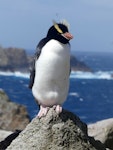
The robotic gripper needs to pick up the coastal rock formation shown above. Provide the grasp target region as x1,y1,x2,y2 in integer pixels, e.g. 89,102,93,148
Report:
70,55,92,72
0,46,91,72
88,118,113,150
29,54,92,72
7,108,105,150
0,47,29,72
0,89,30,131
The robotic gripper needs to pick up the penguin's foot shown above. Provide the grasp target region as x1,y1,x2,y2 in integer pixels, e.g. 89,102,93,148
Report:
53,105,62,114
37,105,49,118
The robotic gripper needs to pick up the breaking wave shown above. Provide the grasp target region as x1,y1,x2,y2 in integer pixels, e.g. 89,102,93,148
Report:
0,71,30,79
0,71,113,80
70,71,113,80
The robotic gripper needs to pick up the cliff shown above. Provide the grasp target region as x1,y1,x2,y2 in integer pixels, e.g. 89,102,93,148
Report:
6,108,105,150
0,46,91,72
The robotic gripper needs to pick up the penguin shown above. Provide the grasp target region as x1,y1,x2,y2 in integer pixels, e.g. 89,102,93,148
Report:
29,20,73,118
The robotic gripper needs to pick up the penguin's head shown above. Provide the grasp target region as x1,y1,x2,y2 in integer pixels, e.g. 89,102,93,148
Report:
47,21,73,44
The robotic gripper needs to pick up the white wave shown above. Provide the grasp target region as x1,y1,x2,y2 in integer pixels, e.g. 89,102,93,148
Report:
0,70,113,80
14,72,30,78
0,71,30,78
70,71,113,80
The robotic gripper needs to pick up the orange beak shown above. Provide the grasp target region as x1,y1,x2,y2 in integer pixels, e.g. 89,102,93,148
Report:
62,32,73,40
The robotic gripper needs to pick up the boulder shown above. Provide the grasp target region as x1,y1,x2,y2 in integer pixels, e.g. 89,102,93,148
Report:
0,89,30,131
7,108,105,150
88,118,113,150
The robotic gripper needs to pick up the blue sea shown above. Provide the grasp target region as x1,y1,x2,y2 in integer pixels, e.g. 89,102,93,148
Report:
0,51,113,124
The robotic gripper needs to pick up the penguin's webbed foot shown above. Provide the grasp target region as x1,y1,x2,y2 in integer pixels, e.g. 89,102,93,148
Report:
37,104,62,118
53,105,62,114
37,105,49,118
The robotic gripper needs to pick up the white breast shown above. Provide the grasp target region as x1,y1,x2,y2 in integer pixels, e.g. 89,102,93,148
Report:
32,39,70,106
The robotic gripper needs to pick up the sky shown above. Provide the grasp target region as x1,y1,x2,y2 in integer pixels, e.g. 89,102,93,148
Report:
0,0,113,52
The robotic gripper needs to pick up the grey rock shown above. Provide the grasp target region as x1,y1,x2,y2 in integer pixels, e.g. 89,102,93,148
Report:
88,118,113,150
0,89,30,131
0,47,29,72
0,46,91,72
7,108,105,150
70,55,92,72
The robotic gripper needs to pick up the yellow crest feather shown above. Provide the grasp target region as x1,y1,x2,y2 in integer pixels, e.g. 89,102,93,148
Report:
53,20,63,34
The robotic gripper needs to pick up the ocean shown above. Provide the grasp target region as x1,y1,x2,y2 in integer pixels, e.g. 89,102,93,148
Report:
0,51,113,124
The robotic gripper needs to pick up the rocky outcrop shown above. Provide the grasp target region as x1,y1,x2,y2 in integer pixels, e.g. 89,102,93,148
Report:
7,108,105,150
70,55,92,72
88,118,113,150
0,46,91,72
0,47,29,72
0,89,30,131
29,54,92,72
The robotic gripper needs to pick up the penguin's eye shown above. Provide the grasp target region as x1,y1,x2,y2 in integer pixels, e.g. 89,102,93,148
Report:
54,24,63,34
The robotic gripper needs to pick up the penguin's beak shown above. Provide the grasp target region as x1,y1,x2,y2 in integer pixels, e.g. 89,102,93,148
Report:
62,32,73,40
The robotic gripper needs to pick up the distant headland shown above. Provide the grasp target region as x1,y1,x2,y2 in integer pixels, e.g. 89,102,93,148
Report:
0,46,91,73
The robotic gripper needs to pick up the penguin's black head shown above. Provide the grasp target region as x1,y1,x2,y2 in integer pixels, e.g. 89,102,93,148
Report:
47,22,73,44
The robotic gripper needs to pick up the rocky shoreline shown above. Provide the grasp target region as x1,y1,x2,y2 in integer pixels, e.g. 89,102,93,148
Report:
3,108,106,150
0,90,113,150
1,47,112,149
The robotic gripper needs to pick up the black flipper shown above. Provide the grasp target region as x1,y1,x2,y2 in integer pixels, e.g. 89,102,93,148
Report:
29,37,50,89
29,64,35,89
28,48,41,89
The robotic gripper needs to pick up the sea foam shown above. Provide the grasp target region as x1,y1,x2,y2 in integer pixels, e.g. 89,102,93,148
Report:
0,71,113,80
0,71,30,79
70,71,113,80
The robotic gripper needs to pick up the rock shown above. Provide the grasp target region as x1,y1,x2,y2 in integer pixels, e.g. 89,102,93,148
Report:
70,55,92,72
88,118,113,150
0,47,29,72
0,46,91,72
7,108,105,150
0,89,30,131
0,130,12,142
